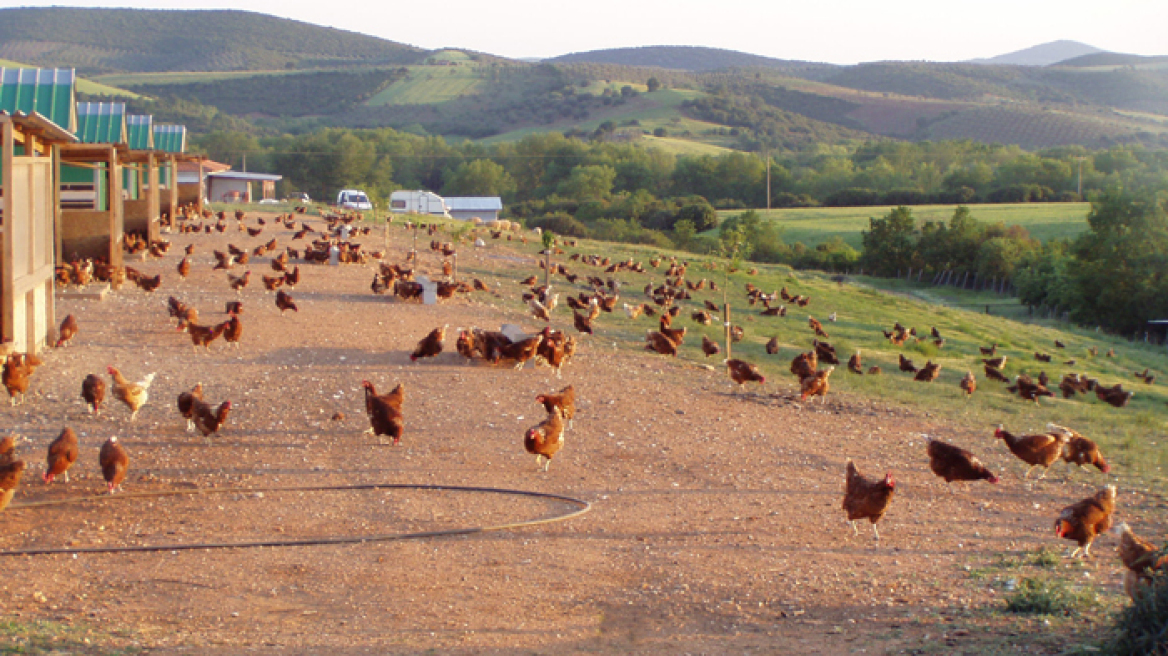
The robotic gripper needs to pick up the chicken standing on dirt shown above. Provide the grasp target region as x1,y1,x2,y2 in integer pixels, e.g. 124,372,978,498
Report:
1115,522,1167,600
0,459,25,513
221,315,243,348
1054,485,1116,558
524,406,565,471
177,383,204,432
56,314,79,347
645,331,677,356
275,290,298,314
99,437,129,494
363,381,405,446
536,385,575,430
727,359,765,392
497,333,544,369
801,366,834,402
107,366,156,421
43,427,79,484
993,425,1069,479
192,400,232,441
411,326,446,362
927,438,1000,486
842,460,896,540
82,374,106,415
2,354,33,405
1047,423,1110,473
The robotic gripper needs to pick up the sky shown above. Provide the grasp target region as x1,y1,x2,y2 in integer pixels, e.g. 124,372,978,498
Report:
11,0,1168,64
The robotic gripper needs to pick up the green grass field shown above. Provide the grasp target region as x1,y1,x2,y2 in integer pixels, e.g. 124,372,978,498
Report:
92,69,304,86
424,220,1167,491
365,65,483,106
714,203,1092,248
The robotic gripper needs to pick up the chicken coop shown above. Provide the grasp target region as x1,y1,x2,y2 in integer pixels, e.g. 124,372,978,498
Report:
444,196,503,222
153,124,187,225
0,67,78,355
58,101,126,266
206,171,282,203
122,114,161,242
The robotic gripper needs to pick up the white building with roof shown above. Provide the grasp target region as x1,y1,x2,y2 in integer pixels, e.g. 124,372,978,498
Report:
443,196,504,222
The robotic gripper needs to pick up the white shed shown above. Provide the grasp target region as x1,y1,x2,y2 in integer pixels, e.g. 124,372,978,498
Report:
444,196,503,222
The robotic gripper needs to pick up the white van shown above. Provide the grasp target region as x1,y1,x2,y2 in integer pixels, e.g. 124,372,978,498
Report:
336,189,373,211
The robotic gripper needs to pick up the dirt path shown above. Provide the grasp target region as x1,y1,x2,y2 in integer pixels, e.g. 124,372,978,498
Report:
0,213,1151,653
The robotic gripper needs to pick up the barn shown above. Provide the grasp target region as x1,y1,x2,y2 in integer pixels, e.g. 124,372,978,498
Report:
154,124,188,223
122,113,163,241
206,171,283,203
444,196,503,222
0,67,78,355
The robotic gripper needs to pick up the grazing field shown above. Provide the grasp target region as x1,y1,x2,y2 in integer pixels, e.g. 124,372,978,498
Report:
365,65,484,106
0,209,1161,653
715,202,1092,249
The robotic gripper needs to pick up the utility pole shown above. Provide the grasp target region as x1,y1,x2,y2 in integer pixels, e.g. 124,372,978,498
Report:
1075,156,1086,198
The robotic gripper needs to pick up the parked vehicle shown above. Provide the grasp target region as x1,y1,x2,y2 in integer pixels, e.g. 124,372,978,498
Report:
336,189,372,211
389,190,450,217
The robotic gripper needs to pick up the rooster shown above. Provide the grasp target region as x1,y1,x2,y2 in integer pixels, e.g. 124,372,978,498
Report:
536,385,576,430
727,359,765,392
843,460,896,540
524,407,565,471
99,437,129,494
994,424,1069,479
107,366,156,421
927,438,999,486
1054,485,1116,558
43,427,79,484
56,314,79,347
177,383,204,432
363,381,405,445
82,374,106,415
411,326,446,362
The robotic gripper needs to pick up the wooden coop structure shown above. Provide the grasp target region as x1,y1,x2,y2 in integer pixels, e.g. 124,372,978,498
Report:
58,101,127,266
0,67,78,355
122,114,161,242
154,124,187,224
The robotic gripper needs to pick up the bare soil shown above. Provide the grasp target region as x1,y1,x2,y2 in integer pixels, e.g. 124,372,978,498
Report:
0,213,1157,654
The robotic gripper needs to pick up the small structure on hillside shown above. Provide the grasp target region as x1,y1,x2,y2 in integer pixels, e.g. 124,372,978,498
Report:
444,196,503,222
0,67,78,355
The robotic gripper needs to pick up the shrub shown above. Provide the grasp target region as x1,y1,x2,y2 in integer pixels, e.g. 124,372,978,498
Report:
1110,568,1168,656
528,213,589,238
824,188,882,207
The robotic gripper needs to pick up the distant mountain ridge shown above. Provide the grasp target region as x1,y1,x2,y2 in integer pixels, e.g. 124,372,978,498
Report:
968,40,1104,66
546,46,834,73
0,7,425,74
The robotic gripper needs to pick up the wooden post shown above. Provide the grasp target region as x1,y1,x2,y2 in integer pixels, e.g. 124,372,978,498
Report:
452,252,458,283
724,302,732,361
544,248,551,289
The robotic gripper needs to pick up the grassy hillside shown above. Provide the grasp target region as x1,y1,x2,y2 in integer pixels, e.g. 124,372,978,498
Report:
713,203,1091,249
367,65,484,106
438,222,1166,487
0,7,424,74
546,45,834,75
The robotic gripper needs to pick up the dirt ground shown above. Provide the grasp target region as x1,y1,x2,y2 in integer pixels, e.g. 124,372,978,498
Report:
0,212,1158,654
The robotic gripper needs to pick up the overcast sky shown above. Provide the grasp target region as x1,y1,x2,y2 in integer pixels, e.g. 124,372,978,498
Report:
13,0,1168,64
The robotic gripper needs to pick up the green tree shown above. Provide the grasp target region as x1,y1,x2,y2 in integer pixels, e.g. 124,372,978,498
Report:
860,206,919,276
557,164,616,201
442,159,517,200
646,77,661,92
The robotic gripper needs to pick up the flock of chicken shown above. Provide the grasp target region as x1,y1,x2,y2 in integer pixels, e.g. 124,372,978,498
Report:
2,209,1165,607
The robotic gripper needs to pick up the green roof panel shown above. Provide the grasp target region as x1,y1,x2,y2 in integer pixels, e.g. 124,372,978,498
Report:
153,124,186,153
75,102,127,144
126,114,153,150
0,68,76,133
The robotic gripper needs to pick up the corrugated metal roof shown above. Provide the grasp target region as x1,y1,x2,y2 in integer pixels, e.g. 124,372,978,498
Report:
444,196,503,211
126,115,154,150
75,102,127,145
0,67,76,134
153,124,187,153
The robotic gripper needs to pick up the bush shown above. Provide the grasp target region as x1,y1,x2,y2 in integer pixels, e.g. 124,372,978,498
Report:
824,188,882,207
1111,569,1168,656
528,213,590,238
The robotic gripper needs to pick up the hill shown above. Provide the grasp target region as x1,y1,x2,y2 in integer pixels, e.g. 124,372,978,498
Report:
969,40,1104,66
546,45,833,74
0,7,424,74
